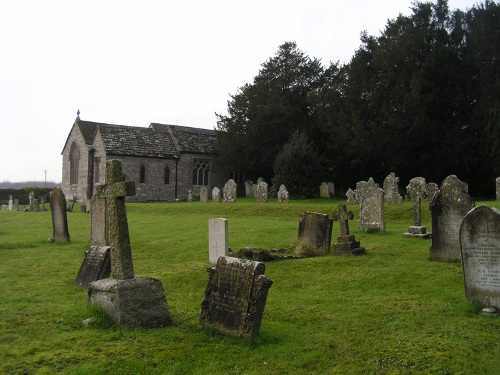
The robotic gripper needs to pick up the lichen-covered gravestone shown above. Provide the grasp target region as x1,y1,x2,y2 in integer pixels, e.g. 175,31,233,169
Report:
50,187,70,242
87,160,172,328
383,172,403,205
223,179,237,203
200,186,208,203
425,182,439,202
209,218,228,264
74,246,111,287
319,182,330,198
278,184,289,203
256,181,268,203
460,205,500,309
430,175,474,261
212,187,221,202
357,178,385,232
332,204,365,255
346,188,357,204
89,191,107,247
496,177,500,201
245,180,254,198
297,211,333,254
403,177,430,238
200,256,273,337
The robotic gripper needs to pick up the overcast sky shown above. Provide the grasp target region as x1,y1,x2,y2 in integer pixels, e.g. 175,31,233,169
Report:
0,0,478,183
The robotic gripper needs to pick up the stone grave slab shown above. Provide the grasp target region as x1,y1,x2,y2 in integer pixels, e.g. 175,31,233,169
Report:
75,246,111,287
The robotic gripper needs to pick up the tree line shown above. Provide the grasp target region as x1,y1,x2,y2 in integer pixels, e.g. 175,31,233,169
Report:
216,0,499,198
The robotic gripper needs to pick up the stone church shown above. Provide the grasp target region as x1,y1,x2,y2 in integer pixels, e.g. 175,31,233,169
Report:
61,116,232,202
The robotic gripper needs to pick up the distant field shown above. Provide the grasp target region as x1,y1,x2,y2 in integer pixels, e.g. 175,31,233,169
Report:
1,198,499,374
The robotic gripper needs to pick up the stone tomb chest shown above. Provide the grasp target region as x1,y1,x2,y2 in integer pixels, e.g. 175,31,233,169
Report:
200,256,273,337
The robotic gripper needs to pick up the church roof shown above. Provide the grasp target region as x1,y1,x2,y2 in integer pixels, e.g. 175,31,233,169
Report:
77,120,99,145
150,123,219,154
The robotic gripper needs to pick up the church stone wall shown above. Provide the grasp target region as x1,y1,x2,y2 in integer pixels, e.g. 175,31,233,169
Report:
61,124,90,202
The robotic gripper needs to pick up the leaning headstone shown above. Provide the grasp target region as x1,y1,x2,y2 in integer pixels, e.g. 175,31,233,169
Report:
212,187,221,202
346,188,357,204
87,160,172,328
8,195,13,210
319,182,330,198
460,205,500,309
200,186,208,203
357,178,385,232
403,177,430,238
223,179,237,203
383,172,403,205
245,180,254,198
278,184,289,203
332,204,365,255
425,182,439,202
209,218,229,264
297,211,333,254
327,182,335,198
50,187,70,242
256,181,268,203
200,256,273,337
75,246,111,287
430,175,474,261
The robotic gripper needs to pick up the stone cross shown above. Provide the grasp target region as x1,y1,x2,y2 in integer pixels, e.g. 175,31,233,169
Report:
333,204,354,236
94,160,136,280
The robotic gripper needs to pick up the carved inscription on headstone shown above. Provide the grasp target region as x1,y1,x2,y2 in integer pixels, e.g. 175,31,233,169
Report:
75,246,111,287
200,256,273,337
460,205,500,309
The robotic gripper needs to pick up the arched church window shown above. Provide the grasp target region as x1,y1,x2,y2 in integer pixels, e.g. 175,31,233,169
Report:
164,166,170,185
69,142,80,185
192,159,210,186
140,165,146,183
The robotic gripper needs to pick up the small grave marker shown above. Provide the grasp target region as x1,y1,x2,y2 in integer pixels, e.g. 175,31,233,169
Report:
332,204,365,255
209,218,229,264
75,246,111,287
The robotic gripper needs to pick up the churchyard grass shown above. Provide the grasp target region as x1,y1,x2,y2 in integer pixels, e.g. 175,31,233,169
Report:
1,198,500,374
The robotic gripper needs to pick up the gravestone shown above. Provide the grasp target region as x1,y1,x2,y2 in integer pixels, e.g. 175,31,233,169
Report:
14,199,19,211
50,187,70,242
29,191,34,211
40,196,47,211
256,181,268,203
8,195,13,210
245,180,254,198
328,182,335,198
403,177,430,238
212,187,221,202
90,192,107,247
200,186,208,203
332,204,365,255
257,177,265,184
357,178,385,232
278,184,289,203
88,160,172,328
223,179,237,203
33,199,40,212
187,189,193,202
497,177,500,201
252,184,258,198
319,182,330,198
297,211,333,253
383,172,403,205
346,188,357,204
430,175,474,261
425,182,439,202
75,246,111,287
460,205,500,309
67,201,75,212
209,218,229,264
200,256,273,337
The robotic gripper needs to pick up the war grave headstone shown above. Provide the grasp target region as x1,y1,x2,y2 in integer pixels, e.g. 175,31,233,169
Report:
223,179,237,203
425,182,439,202
256,181,268,203
332,204,365,255
430,175,474,261
212,187,221,202
87,160,173,328
497,177,500,201
200,256,273,337
245,180,254,198
460,205,500,310
8,195,13,210
209,218,229,264
200,186,208,203
297,211,333,254
50,187,70,242
346,188,357,204
319,182,330,198
278,184,289,204
403,177,431,238
383,172,403,205
75,246,111,287
356,178,385,232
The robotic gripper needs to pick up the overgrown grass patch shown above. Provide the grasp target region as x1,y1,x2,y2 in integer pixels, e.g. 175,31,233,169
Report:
1,199,500,374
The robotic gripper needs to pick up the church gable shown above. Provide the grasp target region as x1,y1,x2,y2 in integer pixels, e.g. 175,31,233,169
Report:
150,123,218,155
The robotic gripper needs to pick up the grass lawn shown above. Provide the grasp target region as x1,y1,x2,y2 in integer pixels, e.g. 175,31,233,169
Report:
1,198,500,374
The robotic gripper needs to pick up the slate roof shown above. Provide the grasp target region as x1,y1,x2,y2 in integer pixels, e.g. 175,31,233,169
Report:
150,123,219,154
77,120,99,145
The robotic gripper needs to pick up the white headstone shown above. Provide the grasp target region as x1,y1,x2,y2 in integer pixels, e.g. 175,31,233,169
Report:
209,218,229,264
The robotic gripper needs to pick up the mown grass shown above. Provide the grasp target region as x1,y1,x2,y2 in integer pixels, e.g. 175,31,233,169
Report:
1,198,499,374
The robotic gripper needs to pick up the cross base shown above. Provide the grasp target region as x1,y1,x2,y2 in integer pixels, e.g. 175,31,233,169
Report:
332,235,366,255
403,226,431,239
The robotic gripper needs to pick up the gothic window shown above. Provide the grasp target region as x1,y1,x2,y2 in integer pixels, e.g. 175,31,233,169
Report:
94,157,101,183
192,159,210,186
69,142,80,185
164,166,170,185
140,164,146,183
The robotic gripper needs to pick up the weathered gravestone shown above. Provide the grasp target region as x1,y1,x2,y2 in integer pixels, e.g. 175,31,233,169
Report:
383,172,403,205
245,180,254,198
430,175,474,261
497,177,500,201
50,187,70,242
14,199,19,211
87,160,172,328
319,182,330,198
66,201,75,212
346,188,357,204
209,218,229,264
328,182,335,198
200,186,208,203
8,195,13,210
75,246,111,287
29,191,34,211
89,192,107,247
33,199,40,212
212,187,221,202
200,256,273,337
425,182,439,202
357,178,385,232
403,177,430,238
332,204,365,255
256,181,268,203
297,211,333,254
223,179,237,203
278,184,289,204
187,189,193,202
460,205,500,309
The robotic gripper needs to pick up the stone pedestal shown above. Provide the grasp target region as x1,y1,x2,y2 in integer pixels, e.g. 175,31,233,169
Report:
403,226,431,239
332,235,366,255
88,277,173,328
